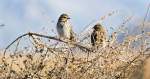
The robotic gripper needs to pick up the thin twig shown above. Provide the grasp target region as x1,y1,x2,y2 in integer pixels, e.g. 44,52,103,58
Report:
142,3,150,30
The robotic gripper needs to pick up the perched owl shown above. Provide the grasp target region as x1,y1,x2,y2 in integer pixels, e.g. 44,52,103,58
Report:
57,13,76,42
91,23,107,47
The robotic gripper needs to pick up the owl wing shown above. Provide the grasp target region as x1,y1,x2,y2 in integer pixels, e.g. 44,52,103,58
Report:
57,22,65,37
101,28,107,40
91,30,97,46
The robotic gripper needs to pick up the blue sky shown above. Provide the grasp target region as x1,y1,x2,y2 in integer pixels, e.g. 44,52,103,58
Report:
0,0,149,48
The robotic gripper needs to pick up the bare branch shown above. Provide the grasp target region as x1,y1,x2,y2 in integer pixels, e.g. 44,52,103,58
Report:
4,32,92,57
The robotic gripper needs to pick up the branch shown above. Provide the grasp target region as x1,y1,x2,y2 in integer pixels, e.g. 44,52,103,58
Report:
142,3,150,28
3,33,29,56
27,32,92,51
4,32,92,57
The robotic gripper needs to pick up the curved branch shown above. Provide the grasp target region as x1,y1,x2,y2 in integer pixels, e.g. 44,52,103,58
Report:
4,32,92,57
3,33,29,56
27,32,92,52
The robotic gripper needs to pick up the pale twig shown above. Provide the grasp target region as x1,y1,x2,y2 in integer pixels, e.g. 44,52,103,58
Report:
142,3,150,30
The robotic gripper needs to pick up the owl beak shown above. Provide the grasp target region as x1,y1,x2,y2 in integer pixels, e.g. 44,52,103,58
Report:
67,17,71,19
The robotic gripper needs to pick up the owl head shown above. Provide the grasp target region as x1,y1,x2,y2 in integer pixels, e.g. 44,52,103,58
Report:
58,13,70,22
93,23,103,31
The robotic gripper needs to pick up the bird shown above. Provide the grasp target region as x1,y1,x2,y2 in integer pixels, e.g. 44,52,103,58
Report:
56,13,76,42
91,23,107,47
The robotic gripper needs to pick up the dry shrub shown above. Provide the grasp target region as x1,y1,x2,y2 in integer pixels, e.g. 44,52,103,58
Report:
0,29,150,79
1,9,150,79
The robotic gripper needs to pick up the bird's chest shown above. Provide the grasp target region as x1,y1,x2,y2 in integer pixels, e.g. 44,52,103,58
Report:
59,22,71,38
94,31,105,41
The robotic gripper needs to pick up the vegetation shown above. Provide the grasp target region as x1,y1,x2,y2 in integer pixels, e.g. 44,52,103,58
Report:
0,5,150,79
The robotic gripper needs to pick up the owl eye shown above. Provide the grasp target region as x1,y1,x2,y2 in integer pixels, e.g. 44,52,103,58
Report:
63,16,70,19
61,17,66,19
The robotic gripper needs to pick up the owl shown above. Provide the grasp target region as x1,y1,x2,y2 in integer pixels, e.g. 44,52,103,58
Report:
91,23,107,47
57,13,76,42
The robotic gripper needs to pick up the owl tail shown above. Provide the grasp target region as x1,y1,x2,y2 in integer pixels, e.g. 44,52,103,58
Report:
69,31,76,42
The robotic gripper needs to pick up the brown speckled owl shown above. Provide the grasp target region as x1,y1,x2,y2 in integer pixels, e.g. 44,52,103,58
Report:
57,13,76,42
91,23,107,47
